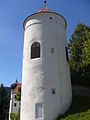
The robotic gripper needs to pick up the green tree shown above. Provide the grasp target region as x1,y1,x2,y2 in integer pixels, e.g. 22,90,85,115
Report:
16,87,21,101
0,84,10,120
10,109,20,120
68,23,90,86
82,39,90,77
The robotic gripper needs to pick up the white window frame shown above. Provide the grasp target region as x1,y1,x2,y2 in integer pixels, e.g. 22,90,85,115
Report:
35,103,44,119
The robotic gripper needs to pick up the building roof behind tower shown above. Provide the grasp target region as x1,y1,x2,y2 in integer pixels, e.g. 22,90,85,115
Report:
11,80,21,94
12,83,21,94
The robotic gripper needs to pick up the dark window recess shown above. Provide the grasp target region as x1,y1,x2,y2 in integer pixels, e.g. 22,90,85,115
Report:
14,103,17,107
31,42,40,59
49,17,53,19
51,48,54,53
51,88,56,95
65,47,69,62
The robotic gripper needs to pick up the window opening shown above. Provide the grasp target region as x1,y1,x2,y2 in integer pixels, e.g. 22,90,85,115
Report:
51,48,54,53
31,42,40,59
65,47,69,62
51,88,56,95
49,17,53,19
15,95,16,98
35,103,44,119
14,103,17,107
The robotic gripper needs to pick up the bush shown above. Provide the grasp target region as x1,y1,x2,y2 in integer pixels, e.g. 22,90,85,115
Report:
10,109,20,120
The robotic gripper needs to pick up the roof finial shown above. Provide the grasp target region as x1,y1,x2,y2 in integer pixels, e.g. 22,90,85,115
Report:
44,0,47,7
16,78,18,83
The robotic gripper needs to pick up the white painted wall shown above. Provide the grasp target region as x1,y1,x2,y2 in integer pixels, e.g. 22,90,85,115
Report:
21,12,72,120
9,93,20,120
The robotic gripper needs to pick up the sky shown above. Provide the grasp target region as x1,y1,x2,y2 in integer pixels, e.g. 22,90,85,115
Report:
0,0,90,87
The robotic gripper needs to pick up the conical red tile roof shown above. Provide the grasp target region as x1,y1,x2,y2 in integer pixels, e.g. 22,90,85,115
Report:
37,6,51,13
37,1,51,13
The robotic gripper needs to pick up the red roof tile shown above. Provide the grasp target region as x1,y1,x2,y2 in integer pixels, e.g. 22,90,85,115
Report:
12,83,21,94
37,6,51,13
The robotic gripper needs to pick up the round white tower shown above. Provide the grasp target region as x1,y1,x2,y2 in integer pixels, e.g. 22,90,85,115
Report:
21,2,72,120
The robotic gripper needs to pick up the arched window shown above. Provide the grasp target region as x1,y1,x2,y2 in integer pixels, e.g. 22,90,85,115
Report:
31,42,40,59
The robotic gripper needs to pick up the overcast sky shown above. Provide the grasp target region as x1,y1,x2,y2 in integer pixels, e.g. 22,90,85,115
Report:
0,0,90,86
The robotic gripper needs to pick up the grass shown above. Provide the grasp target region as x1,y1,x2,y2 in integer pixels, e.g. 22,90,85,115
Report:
57,96,90,120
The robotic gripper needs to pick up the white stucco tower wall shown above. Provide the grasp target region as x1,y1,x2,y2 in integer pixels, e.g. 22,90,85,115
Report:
21,8,72,120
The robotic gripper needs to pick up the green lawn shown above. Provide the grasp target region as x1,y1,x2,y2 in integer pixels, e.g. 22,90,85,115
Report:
58,96,90,120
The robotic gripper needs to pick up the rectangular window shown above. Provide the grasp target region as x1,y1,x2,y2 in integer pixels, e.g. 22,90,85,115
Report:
15,95,16,98
35,103,44,119
14,103,17,107
51,48,54,53
51,88,56,95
